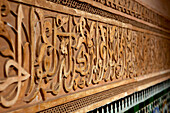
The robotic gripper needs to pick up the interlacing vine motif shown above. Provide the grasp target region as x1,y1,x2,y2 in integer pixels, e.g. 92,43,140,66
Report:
0,0,170,108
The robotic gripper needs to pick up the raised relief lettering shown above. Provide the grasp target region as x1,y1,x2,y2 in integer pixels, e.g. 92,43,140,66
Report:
0,0,170,109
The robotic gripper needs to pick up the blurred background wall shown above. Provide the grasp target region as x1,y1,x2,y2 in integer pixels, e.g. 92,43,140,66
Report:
137,0,170,19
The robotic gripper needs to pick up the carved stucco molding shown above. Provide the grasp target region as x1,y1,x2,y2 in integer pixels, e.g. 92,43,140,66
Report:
47,0,170,34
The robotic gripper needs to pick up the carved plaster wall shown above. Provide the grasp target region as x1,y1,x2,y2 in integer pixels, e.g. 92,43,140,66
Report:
0,0,170,112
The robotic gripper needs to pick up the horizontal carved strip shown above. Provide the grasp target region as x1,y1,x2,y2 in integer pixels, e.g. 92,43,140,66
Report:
45,0,170,35
4,70,169,112
39,74,170,113
9,0,170,37
90,0,170,29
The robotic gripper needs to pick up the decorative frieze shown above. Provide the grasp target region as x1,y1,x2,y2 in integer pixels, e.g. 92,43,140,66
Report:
93,0,170,29
47,0,170,31
0,0,170,112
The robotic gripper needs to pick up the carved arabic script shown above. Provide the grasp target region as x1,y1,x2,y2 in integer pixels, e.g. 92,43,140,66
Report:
0,0,170,107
